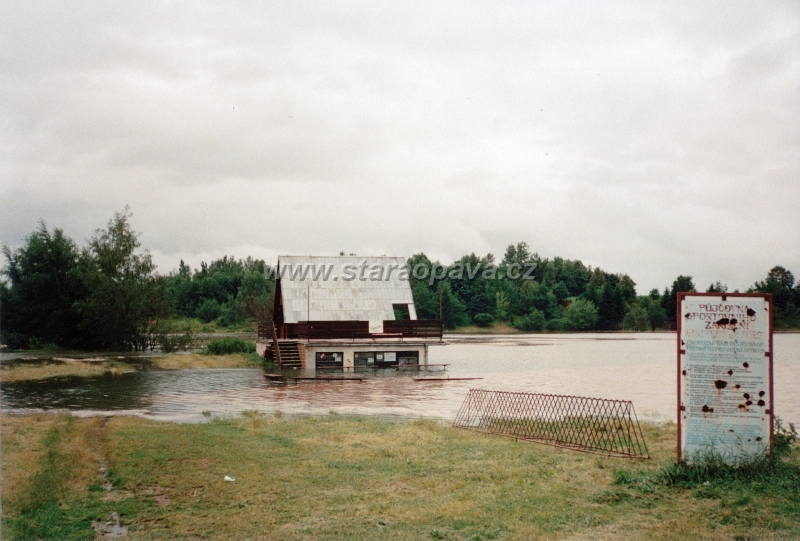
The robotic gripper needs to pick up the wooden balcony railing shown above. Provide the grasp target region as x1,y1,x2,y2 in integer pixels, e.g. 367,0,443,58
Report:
290,321,371,340
258,320,443,340
382,320,444,338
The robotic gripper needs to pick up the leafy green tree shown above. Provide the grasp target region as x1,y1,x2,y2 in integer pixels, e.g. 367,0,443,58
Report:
439,282,469,328
623,301,649,331
162,255,272,322
501,242,541,277
448,253,493,320
196,298,223,323
74,209,164,350
751,266,799,329
661,275,695,329
545,318,570,331
617,274,637,303
494,290,510,321
643,296,667,330
706,281,727,293
411,280,438,319
498,243,548,319
624,294,667,332
1,223,86,348
407,253,468,328
540,257,588,296
512,309,546,331
527,283,559,320
505,280,535,318
596,274,626,330
240,267,276,330
583,268,605,306
566,298,598,330
552,281,571,304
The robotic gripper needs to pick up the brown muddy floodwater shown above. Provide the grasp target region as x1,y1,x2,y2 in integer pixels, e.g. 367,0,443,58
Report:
2,333,798,424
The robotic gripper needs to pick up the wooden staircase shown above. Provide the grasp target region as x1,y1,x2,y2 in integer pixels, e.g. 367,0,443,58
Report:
266,341,302,369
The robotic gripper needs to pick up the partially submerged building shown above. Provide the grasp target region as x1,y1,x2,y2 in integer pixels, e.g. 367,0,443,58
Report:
256,256,444,370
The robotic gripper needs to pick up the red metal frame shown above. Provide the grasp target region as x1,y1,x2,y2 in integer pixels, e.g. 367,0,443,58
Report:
454,389,650,459
676,292,774,462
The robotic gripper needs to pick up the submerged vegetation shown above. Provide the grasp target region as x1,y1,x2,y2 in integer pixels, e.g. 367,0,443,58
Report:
149,352,263,370
0,353,264,383
0,359,137,383
2,212,799,351
2,414,798,540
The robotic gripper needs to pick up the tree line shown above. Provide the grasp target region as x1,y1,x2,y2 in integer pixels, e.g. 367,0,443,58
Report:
410,247,800,331
2,214,798,350
0,210,273,350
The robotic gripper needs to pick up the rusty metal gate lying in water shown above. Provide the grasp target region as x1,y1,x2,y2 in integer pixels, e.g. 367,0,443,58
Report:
453,389,649,459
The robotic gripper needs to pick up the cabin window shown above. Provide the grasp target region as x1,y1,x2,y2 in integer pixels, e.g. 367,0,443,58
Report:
392,304,411,320
354,351,418,367
397,351,419,366
354,352,375,366
316,352,343,367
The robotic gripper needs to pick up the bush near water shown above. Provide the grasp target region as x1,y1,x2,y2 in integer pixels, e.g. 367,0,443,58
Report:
202,338,256,355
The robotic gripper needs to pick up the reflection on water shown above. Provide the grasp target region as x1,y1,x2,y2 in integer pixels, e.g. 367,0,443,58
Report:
2,372,151,411
2,333,798,424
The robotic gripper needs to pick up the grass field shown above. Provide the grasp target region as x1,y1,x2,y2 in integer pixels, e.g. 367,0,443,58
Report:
2,413,798,540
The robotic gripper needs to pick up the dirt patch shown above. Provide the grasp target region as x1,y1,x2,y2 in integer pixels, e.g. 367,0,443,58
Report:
92,511,128,539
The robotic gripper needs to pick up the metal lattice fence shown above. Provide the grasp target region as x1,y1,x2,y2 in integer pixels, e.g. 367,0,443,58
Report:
453,389,649,459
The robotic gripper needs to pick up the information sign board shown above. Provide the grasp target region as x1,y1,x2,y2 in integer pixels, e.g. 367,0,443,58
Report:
677,293,773,464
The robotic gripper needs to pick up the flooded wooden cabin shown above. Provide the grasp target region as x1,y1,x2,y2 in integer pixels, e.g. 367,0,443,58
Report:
256,256,444,370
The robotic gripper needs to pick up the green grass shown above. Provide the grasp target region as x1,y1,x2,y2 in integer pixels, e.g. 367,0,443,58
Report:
1,416,133,540
2,414,799,540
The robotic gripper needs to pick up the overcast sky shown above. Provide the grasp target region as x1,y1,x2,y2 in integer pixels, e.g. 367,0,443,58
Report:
2,1,798,293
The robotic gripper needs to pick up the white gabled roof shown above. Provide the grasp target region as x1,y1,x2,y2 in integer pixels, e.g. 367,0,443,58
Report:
278,256,416,324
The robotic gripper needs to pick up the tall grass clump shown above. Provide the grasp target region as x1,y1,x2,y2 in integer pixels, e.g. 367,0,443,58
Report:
615,417,800,494
151,320,196,352
657,451,777,488
774,417,799,456
660,417,799,488
202,337,256,355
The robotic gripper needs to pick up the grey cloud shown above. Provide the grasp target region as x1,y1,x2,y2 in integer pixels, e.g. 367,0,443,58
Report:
1,0,798,294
